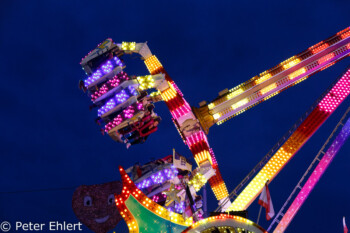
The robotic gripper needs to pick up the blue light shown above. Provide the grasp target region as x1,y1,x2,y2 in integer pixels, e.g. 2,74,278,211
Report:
84,56,124,87
97,90,131,117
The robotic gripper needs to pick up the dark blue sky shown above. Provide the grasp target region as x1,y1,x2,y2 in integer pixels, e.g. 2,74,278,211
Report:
1,0,350,232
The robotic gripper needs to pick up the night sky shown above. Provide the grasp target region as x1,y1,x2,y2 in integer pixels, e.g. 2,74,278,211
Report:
1,1,350,232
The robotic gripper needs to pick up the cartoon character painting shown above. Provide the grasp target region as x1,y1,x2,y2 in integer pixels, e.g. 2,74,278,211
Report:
72,181,122,233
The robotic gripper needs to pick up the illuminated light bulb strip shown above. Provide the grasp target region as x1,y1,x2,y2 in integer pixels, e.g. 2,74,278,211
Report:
140,49,230,202
211,83,254,108
186,133,229,199
209,27,350,111
228,68,350,211
115,166,193,232
194,150,213,165
337,27,350,40
229,109,327,211
167,80,184,97
84,56,123,87
207,149,229,200
310,42,329,54
216,43,350,124
159,82,186,114
167,96,187,113
318,53,335,65
161,87,177,102
186,131,209,148
182,214,267,233
171,103,191,119
274,115,350,233
255,73,272,85
211,182,230,200
260,83,277,95
319,70,350,112
307,27,349,56
207,87,247,111
227,88,245,100
166,98,188,116
121,42,136,51
144,55,163,74
209,148,218,165
213,113,221,120
288,68,307,80
282,57,301,70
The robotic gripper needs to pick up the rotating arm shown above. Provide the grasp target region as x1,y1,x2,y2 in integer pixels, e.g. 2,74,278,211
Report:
194,27,350,134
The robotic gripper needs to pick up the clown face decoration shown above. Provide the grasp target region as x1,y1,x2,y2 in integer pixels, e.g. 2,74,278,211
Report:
72,181,123,233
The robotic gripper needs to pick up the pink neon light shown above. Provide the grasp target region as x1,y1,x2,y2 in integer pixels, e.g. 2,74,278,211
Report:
171,102,191,119
209,148,218,165
318,53,335,65
91,72,129,101
274,116,350,233
105,115,123,132
185,131,209,147
170,81,184,97
318,70,350,112
311,43,329,54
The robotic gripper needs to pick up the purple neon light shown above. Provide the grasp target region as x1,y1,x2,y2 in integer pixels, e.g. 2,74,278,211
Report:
175,202,185,213
97,88,139,117
136,166,178,189
115,90,129,103
84,57,123,87
151,171,165,184
274,116,350,233
98,98,117,116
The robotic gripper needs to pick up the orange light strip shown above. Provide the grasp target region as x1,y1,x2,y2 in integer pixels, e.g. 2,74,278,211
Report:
161,87,177,102
144,55,163,74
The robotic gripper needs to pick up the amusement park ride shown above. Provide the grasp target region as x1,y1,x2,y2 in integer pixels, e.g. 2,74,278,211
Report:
77,27,350,232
